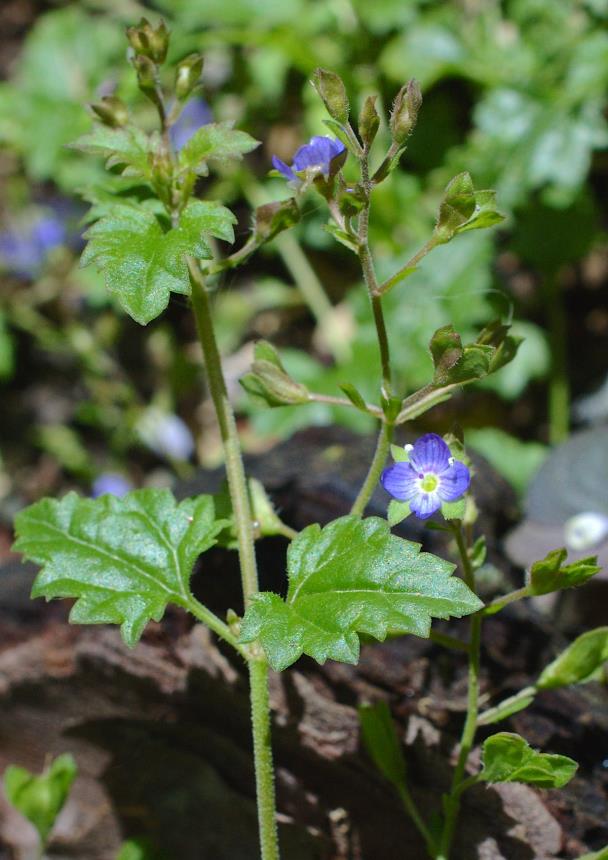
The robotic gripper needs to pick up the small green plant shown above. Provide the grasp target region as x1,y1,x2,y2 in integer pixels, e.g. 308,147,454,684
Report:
11,17,606,859
3,754,77,856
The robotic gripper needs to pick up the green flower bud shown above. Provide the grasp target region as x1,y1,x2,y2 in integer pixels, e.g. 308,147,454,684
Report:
253,198,300,243
434,172,476,244
358,95,380,147
90,96,129,128
240,341,310,407
389,79,422,144
312,68,349,125
126,18,169,64
133,54,158,95
175,53,204,101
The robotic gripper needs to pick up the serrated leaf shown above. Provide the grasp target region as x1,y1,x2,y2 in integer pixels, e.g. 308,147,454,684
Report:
359,701,406,790
480,732,577,788
528,548,601,596
13,490,223,647
387,499,412,526
537,627,608,690
240,516,482,671
81,200,236,323
4,753,77,845
178,122,259,176
70,126,153,179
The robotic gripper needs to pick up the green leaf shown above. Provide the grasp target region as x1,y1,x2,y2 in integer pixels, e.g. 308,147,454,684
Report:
528,548,601,596
359,701,406,790
117,838,165,860
339,383,370,414
441,498,465,521
434,174,504,244
480,733,578,788
577,847,608,860
537,627,608,690
70,126,153,179
240,516,482,671
4,753,77,845
390,444,410,463
387,499,412,526
470,536,487,571
81,201,236,324
178,122,259,176
13,490,223,647
429,322,521,388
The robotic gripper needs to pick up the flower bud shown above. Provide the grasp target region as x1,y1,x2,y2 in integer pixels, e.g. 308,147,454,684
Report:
90,96,129,128
175,53,204,101
358,95,380,147
253,198,300,243
240,341,310,407
126,18,169,64
312,68,349,125
133,54,157,94
389,79,422,144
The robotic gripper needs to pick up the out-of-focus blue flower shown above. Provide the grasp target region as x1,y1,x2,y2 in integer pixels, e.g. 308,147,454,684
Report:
0,213,67,278
138,408,195,461
272,135,346,184
381,433,471,520
92,473,133,498
169,98,213,152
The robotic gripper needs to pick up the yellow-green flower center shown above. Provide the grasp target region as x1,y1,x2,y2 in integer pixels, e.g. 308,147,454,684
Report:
420,473,438,493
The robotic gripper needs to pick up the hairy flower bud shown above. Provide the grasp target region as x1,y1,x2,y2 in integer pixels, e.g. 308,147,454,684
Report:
126,18,169,64
133,54,158,96
389,79,422,144
175,53,204,101
312,68,349,125
358,95,380,147
240,341,310,407
253,198,300,243
90,96,129,128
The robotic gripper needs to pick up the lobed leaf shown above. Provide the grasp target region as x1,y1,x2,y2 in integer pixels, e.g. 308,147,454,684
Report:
81,201,236,323
480,732,577,788
178,122,259,176
13,490,223,647
240,515,482,671
528,547,601,596
70,126,153,179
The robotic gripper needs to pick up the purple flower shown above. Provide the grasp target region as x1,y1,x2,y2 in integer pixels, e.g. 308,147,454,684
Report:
381,433,471,520
170,98,213,152
0,214,67,278
272,135,346,183
92,473,133,498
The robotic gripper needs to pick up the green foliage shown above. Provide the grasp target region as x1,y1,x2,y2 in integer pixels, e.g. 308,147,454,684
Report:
577,847,608,860
178,123,260,176
466,428,548,496
71,127,154,181
434,173,504,245
13,490,224,647
359,700,406,790
240,516,482,671
117,838,165,860
528,548,601,596
537,627,608,690
81,201,236,324
429,322,521,388
480,733,577,788
4,754,77,846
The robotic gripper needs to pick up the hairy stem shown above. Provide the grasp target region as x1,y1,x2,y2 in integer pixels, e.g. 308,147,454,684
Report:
186,596,249,658
350,421,393,516
188,258,280,860
436,527,482,860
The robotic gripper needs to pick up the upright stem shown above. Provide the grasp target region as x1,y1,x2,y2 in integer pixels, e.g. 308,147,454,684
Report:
188,258,279,860
350,420,393,516
436,527,482,860
542,270,569,445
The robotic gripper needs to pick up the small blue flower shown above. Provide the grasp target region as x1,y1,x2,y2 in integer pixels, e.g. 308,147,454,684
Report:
381,433,471,520
272,135,346,183
92,473,133,498
138,408,195,461
170,98,213,152
0,214,67,278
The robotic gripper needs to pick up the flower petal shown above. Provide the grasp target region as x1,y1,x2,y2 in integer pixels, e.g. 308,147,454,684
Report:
272,155,296,181
410,433,451,474
410,490,441,520
437,461,471,501
380,462,419,501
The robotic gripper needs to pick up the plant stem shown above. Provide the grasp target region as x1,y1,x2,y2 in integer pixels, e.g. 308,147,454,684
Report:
250,658,280,860
436,526,482,860
397,784,436,855
350,421,393,516
477,685,537,727
483,585,529,616
307,391,384,418
377,237,437,297
188,258,280,860
429,629,470,653
186,596,249,658
542,271,569,444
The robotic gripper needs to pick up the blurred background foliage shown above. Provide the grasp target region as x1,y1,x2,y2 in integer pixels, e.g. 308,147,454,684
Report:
0,0,607,509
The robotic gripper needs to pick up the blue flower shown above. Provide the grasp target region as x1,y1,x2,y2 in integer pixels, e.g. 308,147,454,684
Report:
381,433,471,520
92,473,133,498
138,408,195,461
272,135,346,183
170,98,213,152
0,214,67,278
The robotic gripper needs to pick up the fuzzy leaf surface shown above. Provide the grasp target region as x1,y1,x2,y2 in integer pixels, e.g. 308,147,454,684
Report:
240,515,482,670
178,122,259,175
81,201,236,323
71,126,153,179
13,490,223,646
480,732,577,788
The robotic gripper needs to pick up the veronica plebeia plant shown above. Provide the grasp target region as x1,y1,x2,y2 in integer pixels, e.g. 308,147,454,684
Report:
12,20,607,860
